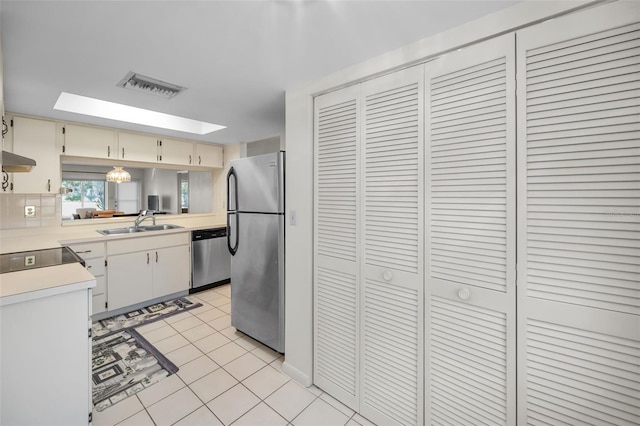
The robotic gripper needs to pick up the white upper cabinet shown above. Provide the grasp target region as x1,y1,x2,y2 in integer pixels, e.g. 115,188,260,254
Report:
118,131,159,162
159,137,195,166
194,143,223,168
62,123,117,159
11,116,60,194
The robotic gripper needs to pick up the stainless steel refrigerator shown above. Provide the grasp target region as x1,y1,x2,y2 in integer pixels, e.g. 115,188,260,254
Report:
226,151,285,353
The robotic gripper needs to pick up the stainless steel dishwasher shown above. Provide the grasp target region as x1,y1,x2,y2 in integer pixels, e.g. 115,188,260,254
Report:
191,228,231,292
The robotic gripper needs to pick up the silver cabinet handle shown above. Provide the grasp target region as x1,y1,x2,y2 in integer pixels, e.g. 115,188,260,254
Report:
147,252,149,264
189,155,192,165
155,251,158,263
199,155,202,165
107,146,111,157
47,179,51,192
122,147,125,158
75,250,92,254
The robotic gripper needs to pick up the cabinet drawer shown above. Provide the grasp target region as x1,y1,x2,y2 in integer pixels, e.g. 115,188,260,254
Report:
107,232,189,255
85,257,106,278
68,242,105,259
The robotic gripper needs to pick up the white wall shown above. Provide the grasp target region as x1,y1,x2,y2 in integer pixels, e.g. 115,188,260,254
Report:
188,171,213,214
213,142,241,215
283,0,600,386
143,168,179,213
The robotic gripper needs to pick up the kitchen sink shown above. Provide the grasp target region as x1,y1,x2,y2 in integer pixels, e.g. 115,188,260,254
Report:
137,224,183,231
97,224,183,235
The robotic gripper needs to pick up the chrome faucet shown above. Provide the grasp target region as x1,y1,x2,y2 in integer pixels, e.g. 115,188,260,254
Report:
134,210,156,228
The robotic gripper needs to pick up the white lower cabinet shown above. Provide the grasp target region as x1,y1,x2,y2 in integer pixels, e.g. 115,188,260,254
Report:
0,287,92,425
106,233,190,312
152,244,191,298
107,250,153,311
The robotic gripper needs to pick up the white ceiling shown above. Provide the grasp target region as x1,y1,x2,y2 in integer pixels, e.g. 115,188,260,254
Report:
1,0,521,145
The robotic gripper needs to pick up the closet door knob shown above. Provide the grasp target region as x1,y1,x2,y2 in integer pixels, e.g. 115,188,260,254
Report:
458,288,471,300
382,271,392,281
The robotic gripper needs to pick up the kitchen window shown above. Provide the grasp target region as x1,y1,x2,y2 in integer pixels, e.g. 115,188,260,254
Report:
61,179,106,219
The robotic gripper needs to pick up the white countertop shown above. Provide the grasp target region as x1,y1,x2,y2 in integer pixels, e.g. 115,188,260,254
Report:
0,263,96,306
0,213,227,254
0,214,226,303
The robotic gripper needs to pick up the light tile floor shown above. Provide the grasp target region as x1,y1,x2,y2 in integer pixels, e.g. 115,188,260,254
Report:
93,284,376,426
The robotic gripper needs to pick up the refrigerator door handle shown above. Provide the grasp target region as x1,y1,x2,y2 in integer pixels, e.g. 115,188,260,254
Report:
227,212,239,256
227,166,238,212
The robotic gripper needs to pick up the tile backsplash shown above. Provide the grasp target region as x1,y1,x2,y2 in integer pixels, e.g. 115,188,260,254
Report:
0,193,61,230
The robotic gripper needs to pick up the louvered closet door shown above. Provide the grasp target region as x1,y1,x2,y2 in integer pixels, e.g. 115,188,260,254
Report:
360,65,424,426
424,34,516,425
314,85,361,409
517,3,640,424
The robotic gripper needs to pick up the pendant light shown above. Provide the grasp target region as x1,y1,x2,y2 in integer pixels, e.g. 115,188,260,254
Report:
106,166,131,183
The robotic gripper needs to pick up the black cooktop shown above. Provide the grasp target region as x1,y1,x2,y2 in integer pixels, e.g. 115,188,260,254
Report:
0,246,85,274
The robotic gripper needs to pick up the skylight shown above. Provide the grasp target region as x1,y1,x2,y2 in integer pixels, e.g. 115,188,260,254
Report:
53,92,225,135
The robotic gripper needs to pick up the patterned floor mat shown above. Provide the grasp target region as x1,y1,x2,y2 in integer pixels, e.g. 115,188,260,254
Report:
91,297,202,411
92,328,178,411
93,297,202,337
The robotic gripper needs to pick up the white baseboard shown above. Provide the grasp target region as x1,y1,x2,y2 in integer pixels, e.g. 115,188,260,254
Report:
282,361,313,387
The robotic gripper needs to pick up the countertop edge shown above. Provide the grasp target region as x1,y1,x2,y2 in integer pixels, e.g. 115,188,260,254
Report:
0,263,96,306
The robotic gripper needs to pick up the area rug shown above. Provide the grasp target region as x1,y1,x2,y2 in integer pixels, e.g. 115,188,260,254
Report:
92,328,178,411
91,297,202,412
93,297,202,337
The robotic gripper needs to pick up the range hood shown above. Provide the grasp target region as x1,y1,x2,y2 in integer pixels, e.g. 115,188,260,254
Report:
1,150,36,172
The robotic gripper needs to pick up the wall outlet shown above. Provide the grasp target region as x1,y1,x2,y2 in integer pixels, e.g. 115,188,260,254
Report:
24,205,36,217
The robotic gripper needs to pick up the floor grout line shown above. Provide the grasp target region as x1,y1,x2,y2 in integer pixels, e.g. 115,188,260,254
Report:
96,285,365,426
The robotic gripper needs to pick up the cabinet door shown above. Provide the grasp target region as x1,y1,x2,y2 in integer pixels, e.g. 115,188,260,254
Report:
118,132,159,162
92,276,107,314
516,3,640,424
107,251,153,311
152,244,190,298
11,116,59,194
313,85,361,409
195,143,223,168
63,124,117,159
424,34,516,425
360,65,424,426
0,289,91,425
160,138,195,166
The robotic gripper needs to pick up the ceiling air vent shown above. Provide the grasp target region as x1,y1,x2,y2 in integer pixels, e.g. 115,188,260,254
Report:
117,72,185,99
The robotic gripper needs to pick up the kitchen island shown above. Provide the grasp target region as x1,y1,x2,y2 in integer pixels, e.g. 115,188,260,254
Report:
0,259,95,425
